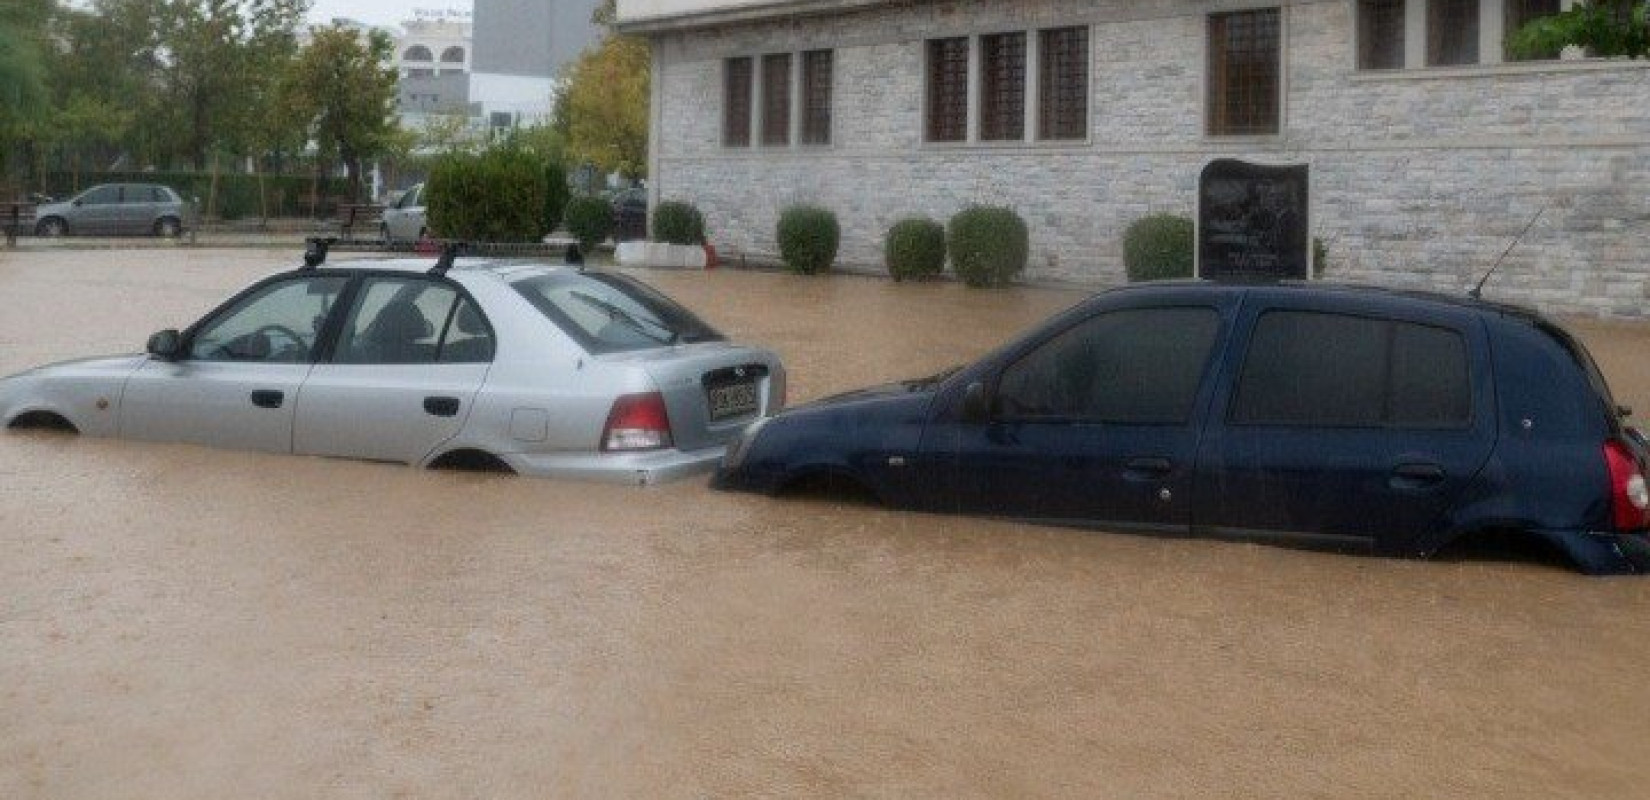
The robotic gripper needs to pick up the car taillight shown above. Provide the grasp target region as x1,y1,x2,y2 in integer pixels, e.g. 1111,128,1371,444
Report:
602,392,673,452
1604,439,1650,531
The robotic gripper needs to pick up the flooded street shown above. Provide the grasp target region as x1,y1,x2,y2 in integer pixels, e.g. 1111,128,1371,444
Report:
3,248,1650,798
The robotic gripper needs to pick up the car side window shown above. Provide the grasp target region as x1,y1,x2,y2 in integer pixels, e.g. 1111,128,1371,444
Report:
189,276,349,363
333,277,493,365
1231,311,1471,428
996,307,1222,424
81,186,120,205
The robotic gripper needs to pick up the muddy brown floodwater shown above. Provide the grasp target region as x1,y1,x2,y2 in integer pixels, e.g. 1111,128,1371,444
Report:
2,248,1650,799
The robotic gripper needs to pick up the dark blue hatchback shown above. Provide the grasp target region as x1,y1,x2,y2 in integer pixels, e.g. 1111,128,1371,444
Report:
715,282,1650,575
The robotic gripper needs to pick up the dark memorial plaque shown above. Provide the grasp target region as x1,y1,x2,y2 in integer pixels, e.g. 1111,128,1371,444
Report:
1197,159,1311,281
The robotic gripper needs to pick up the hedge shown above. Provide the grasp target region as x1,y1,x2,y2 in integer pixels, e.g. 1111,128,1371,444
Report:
42,171,352,221
948,205,1029,287
564,195,615,250
426,145,551,242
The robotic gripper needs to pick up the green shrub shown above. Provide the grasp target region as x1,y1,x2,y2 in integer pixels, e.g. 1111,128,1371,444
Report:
884,217,947,281
543,161,570,232
1313,236,1329,277
653,201,706,246
948,205,1029,287
43,171,353,220
777,205,840,275
1122,214,1194,282
564,195,614,250
427,144,550,242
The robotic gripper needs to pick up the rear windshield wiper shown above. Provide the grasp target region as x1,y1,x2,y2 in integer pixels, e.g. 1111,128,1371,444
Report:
568,291,679,345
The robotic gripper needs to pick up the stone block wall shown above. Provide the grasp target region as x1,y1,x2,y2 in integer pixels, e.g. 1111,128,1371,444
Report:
647,0,1650,317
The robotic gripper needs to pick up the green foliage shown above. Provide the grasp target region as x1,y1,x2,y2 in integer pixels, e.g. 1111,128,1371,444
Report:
543,161,570,232
283,24,401,198
948,206,1029,287
1508,1,1648,59
1122,215,1195,282
564,195,615,250
41,171,350,220
884,217,947,281
426,145,552,242
777,205,841,275
653,201,706,246
558,32,650,179
1313,237,1330,277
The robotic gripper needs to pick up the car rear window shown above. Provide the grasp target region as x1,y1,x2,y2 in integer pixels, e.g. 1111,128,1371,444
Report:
1232,311,1471,429
513,272,724,355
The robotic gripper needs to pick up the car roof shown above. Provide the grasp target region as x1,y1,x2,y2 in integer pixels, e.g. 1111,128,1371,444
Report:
1109,279,1549,323
317,257,573,281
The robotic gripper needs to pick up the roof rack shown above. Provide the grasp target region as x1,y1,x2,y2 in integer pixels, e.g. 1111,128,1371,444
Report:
430,241,468,276
301,237,337,270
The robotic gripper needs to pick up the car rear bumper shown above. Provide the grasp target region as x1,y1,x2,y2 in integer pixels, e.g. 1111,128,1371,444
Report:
502,445,726,486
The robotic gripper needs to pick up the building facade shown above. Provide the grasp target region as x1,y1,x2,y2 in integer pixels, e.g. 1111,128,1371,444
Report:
471,0,604,127
621,0,1650,317
395,15,476,123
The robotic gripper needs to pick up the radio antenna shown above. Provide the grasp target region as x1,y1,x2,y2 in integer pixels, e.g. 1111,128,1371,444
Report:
1471,204,1545,300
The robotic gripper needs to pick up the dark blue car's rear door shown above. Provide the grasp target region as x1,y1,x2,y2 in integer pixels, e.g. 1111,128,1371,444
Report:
1192,291,1497,552
924,291,1238,532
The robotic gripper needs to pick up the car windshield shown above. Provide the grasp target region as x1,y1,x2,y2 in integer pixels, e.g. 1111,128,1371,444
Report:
513,271,724,355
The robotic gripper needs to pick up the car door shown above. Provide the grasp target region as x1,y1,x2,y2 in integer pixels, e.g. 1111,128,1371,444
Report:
926,301,1232,531
119,185,156,235
120,274,351,453
293,275,494,465
1192,295,1497,551
72,185,122,234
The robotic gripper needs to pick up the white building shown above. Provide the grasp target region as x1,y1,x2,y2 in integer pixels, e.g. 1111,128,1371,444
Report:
395,12,476,125
619,0,1650,318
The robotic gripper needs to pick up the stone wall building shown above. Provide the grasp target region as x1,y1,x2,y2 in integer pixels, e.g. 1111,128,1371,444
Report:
619,0,1649,317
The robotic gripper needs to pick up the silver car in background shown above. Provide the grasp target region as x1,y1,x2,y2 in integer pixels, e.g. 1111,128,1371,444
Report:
34,183,196,237
381,183,427,244
0,254,785,484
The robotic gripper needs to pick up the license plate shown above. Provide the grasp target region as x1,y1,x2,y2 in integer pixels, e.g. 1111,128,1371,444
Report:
707,380,760,421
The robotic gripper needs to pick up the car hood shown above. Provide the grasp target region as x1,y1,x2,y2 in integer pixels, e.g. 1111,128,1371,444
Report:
35,201,72,217
4,354,146,382
800,367,958,411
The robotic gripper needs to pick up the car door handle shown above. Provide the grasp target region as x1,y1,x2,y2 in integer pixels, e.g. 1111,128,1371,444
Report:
1124,457,1174,479
250,390,284,409
1390,462,1447,490
424,396,461,417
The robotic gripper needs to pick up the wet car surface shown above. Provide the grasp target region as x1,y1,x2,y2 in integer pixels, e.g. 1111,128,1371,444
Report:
3,248,1650,797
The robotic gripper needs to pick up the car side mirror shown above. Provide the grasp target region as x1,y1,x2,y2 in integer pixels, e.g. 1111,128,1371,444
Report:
146,329,182,360
73,199,84,207
960,381,992,423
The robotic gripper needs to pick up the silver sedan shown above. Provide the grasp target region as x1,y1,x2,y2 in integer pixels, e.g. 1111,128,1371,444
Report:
0,254,785,484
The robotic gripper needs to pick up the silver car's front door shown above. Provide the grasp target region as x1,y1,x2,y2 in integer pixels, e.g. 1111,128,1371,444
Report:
118,274,351,453
121,360,311,452
293,276,494,465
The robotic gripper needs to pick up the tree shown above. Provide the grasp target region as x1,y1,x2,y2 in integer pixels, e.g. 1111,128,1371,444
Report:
0,0,54,188
1509,1,1648,59
558,34,650,179
283,24,400,201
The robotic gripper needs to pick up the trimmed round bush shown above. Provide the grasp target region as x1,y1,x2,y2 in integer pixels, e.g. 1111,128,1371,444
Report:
777,205,840,275
884,217,947,281
653,201,706,246
1122,214,1194,282
564,195,614,250
948,205,1029,288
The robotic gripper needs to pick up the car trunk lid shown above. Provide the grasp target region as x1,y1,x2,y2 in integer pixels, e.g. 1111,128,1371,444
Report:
605,343,784,453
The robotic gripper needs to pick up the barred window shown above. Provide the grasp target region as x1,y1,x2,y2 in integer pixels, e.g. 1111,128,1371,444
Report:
979,32,1026,142
1505,0,1563,60
926,37,969,143
1038,27,1089,141
761,53,792,147
723,57,752,148
1207,9,1280,137
1358,0,1405,70
1427,0,1480,66
801,50,833,146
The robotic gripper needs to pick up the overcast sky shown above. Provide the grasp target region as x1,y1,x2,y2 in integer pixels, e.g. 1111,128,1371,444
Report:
306,1,472,29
